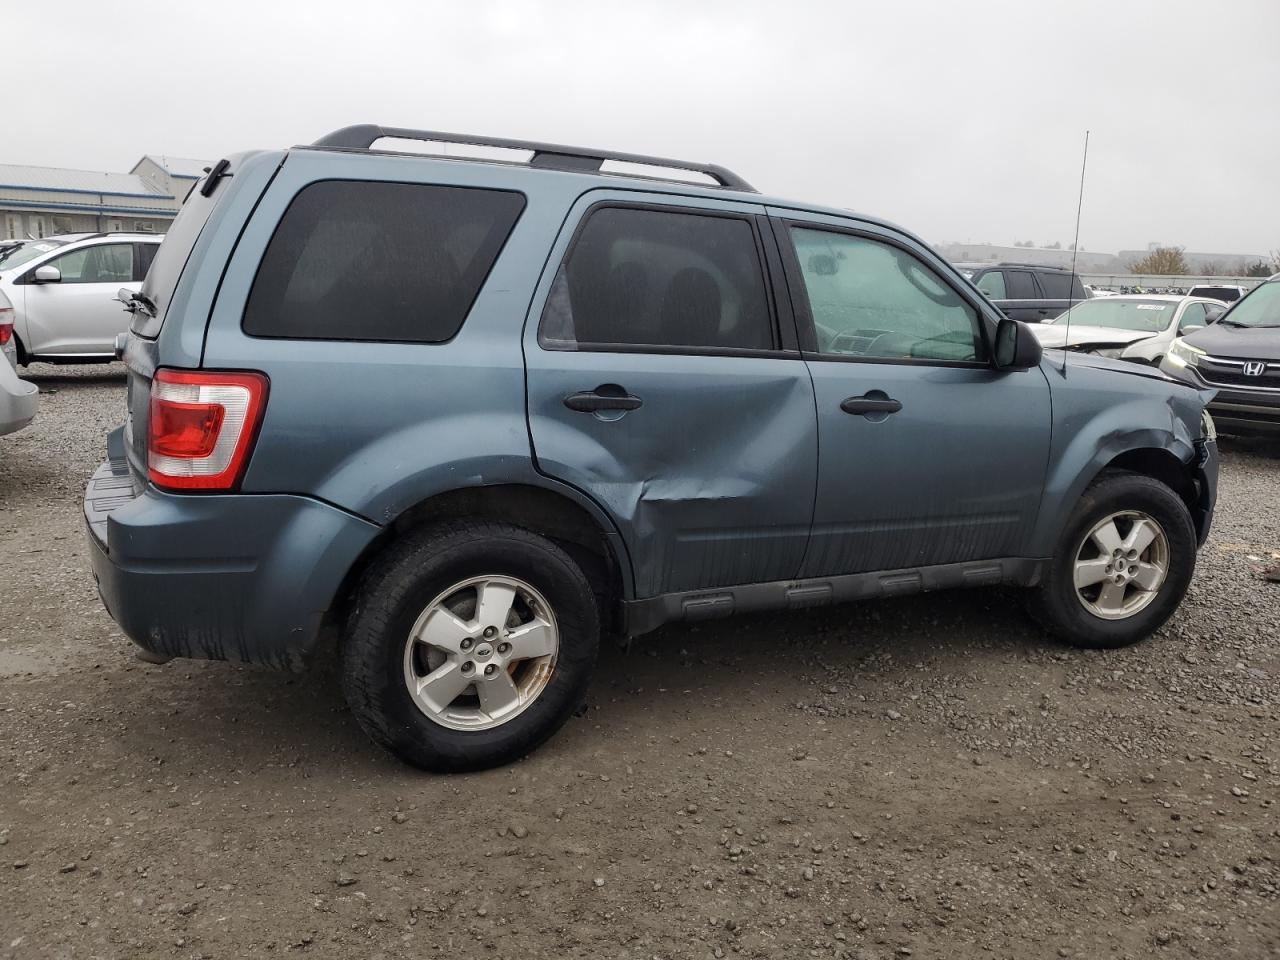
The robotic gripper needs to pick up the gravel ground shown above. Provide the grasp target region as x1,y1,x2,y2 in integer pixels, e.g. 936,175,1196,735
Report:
1,364,1278,960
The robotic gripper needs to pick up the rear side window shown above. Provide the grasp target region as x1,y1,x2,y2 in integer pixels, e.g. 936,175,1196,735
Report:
975,271,1006,299
1005,270,1037,299
243,180,525,343
1037,272,1072,298
540,206,774,351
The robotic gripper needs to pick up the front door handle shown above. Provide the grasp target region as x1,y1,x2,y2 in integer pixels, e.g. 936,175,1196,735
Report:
563,385,643,413
840,394,902,416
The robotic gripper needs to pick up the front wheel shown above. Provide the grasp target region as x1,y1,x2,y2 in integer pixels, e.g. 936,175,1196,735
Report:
1028,471,1197,649
341,520,600,772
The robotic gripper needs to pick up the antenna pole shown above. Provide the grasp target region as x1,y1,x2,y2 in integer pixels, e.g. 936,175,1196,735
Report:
1061,130,1090,376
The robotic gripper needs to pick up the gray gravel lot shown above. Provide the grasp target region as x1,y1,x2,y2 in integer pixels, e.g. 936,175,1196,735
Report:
1,364,1278,959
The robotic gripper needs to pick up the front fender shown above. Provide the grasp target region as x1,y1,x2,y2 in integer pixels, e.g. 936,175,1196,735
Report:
1030,364,1206,556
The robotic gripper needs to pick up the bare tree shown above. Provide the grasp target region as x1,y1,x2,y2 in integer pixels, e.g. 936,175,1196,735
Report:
1129,247,1189,275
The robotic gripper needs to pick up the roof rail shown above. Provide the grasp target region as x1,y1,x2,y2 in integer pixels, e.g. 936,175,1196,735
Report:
309,124,757,193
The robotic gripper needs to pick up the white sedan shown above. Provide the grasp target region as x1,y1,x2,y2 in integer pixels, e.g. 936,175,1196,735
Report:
1030,295,1226,365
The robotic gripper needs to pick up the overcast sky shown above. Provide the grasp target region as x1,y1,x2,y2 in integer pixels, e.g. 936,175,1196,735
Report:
11,0,1277,255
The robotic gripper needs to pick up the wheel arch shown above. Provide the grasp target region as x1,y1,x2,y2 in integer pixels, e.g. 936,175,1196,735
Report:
323,481,634,645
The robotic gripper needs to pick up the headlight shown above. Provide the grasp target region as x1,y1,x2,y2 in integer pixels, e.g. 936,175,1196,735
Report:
1167,338,1204,369
1201,410,1217,441
1090,346,1125,359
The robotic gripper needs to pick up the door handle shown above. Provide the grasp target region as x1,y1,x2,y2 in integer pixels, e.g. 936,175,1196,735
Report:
563,386,643,413
840,395,902,416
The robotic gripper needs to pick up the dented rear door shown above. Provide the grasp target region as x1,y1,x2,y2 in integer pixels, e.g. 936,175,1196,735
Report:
522,190,817,599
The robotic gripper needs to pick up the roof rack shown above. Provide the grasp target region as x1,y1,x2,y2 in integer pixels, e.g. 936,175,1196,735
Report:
309,125,757,193
995,261,1073,271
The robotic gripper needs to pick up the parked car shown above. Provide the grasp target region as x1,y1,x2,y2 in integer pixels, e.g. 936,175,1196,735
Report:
1186,285,1247,304
0,347,37,436
85,126,1218,772
967,263,1091,323
1162,277,1280,435
0,233,162,365
1031,295,1224,364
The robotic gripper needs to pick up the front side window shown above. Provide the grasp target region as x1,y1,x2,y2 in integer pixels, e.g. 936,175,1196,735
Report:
789,228,984,362
540,206,773,351
975,271,1006,299
47,243,134,284
1178,302,1208,333
243,180,525,342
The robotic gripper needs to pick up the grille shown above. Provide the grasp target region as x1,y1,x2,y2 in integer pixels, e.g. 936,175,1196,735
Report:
1198,358,1280,391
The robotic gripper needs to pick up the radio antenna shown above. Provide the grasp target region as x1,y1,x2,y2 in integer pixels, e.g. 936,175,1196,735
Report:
1060,130,1090,376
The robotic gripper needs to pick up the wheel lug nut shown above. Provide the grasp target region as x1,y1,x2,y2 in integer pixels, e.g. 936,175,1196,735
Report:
497,642,511,655
484,664,497,677
461,661,474,674
483,626,497,639
460,638,474,651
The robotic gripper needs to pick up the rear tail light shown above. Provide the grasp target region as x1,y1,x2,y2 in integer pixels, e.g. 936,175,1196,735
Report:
0,304,13,346
148,369,268,491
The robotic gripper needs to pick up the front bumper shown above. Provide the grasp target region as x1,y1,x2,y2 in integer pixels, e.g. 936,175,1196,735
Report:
85,451,380,670
1162,362,1280,436
1192,437,1218,548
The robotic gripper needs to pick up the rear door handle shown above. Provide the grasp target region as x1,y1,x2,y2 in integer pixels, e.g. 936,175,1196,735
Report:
840,395,903,416
563,386,643,413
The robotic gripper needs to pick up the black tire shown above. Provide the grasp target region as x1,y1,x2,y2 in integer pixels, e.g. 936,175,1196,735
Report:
1028,471,1197,649
341,520,599,772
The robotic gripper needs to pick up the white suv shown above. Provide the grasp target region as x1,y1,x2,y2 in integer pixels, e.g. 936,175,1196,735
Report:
0,233,162,364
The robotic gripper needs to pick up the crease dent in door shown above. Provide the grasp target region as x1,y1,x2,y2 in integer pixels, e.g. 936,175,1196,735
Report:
538,371,815,595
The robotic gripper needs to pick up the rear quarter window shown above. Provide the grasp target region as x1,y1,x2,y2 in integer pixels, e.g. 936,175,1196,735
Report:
242,180,525,343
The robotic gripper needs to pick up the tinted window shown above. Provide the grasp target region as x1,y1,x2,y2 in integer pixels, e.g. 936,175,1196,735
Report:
1037,272,1072,298
244,180,525,342
975,271,1006,298
1005,270,1037,299
134,242,158,282
47,243,134,284
540,206,773,351
789,228,985,363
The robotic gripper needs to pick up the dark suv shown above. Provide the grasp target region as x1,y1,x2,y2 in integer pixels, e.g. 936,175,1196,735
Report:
85,126,1218,772
1162,275,1280,435
966,263,1091,323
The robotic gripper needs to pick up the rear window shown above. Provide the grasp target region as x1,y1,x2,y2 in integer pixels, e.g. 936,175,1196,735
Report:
1037,272,1071,298
242,180,525,343
133,182,220,338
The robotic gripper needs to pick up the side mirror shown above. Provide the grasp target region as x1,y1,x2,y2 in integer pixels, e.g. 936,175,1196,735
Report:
993,317,1042,371
32,264,61,283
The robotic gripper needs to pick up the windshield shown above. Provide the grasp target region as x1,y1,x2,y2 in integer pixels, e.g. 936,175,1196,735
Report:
0,238,68,272
1218,281,1280,327
1048,298,1175,332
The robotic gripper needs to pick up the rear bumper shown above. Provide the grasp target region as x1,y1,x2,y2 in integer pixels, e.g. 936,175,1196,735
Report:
85,455,380,670
0,357,38,435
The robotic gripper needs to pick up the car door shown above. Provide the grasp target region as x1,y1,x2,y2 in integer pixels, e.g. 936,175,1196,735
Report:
523,193,818,599
770,211,1052,577
20,241,135,356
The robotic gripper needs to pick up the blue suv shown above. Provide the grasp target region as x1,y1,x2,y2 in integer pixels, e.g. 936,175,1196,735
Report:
85,126,1218,771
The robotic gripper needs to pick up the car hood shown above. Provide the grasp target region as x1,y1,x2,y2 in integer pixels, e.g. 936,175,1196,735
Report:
1181,323,1280,360
1031,324,1156,349
1047,351,1213,397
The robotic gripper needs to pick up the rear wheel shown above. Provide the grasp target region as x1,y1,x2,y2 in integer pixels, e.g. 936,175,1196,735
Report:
1029,471,1196,649
341,520,599,772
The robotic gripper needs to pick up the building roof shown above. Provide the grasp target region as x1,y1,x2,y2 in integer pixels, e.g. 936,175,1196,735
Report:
0,162,166,199
139,155,211,179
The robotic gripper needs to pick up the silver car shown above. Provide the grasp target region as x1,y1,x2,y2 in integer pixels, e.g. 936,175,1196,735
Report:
0,233,161,365
1031,295,1225,365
